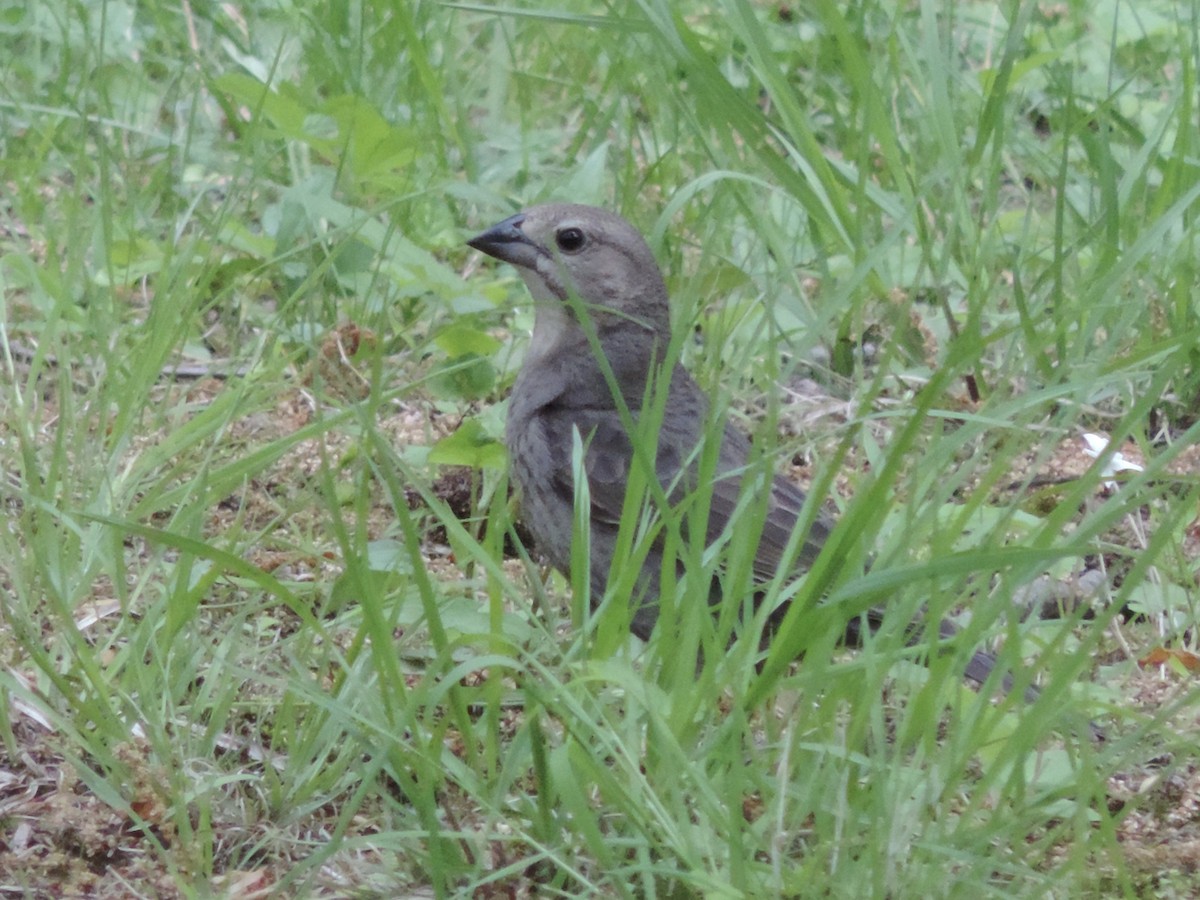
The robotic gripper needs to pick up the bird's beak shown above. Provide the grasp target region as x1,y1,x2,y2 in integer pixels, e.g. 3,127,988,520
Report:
467,213,541,270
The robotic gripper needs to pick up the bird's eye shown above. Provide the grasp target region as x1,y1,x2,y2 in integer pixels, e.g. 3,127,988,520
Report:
555,227,585,253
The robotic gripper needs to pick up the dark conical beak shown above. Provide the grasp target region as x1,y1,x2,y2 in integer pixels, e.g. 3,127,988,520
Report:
466,213,541,270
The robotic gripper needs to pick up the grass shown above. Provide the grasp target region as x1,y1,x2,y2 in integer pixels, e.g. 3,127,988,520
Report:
2,0,1200,895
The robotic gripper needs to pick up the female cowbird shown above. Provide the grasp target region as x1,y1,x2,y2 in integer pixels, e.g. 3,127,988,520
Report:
468,204,1008,689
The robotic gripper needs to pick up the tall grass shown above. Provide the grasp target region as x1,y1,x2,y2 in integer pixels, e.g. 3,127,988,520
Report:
1,0,1197,894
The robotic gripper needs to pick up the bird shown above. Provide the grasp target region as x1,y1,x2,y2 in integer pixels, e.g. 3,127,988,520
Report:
467,203,1015,692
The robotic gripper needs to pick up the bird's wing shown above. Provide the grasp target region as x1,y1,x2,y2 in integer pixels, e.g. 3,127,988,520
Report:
538,407,831,583
535,406,652,529
701,423,833,583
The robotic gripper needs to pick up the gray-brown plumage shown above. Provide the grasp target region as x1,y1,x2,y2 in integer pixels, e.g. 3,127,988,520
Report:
468,203,1004,688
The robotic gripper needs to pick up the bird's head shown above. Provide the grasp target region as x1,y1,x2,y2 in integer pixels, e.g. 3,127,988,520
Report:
467,204,672,341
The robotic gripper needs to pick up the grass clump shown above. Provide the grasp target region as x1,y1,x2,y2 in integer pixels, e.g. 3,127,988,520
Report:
1,0,1199,895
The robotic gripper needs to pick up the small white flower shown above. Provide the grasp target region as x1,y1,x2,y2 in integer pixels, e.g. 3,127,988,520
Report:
1082,433,1144,490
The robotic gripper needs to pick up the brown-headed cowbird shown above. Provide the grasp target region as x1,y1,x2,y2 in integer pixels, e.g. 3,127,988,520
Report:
468,203,1008,689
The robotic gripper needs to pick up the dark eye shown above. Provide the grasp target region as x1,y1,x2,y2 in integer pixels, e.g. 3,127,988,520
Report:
555,227,585,253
